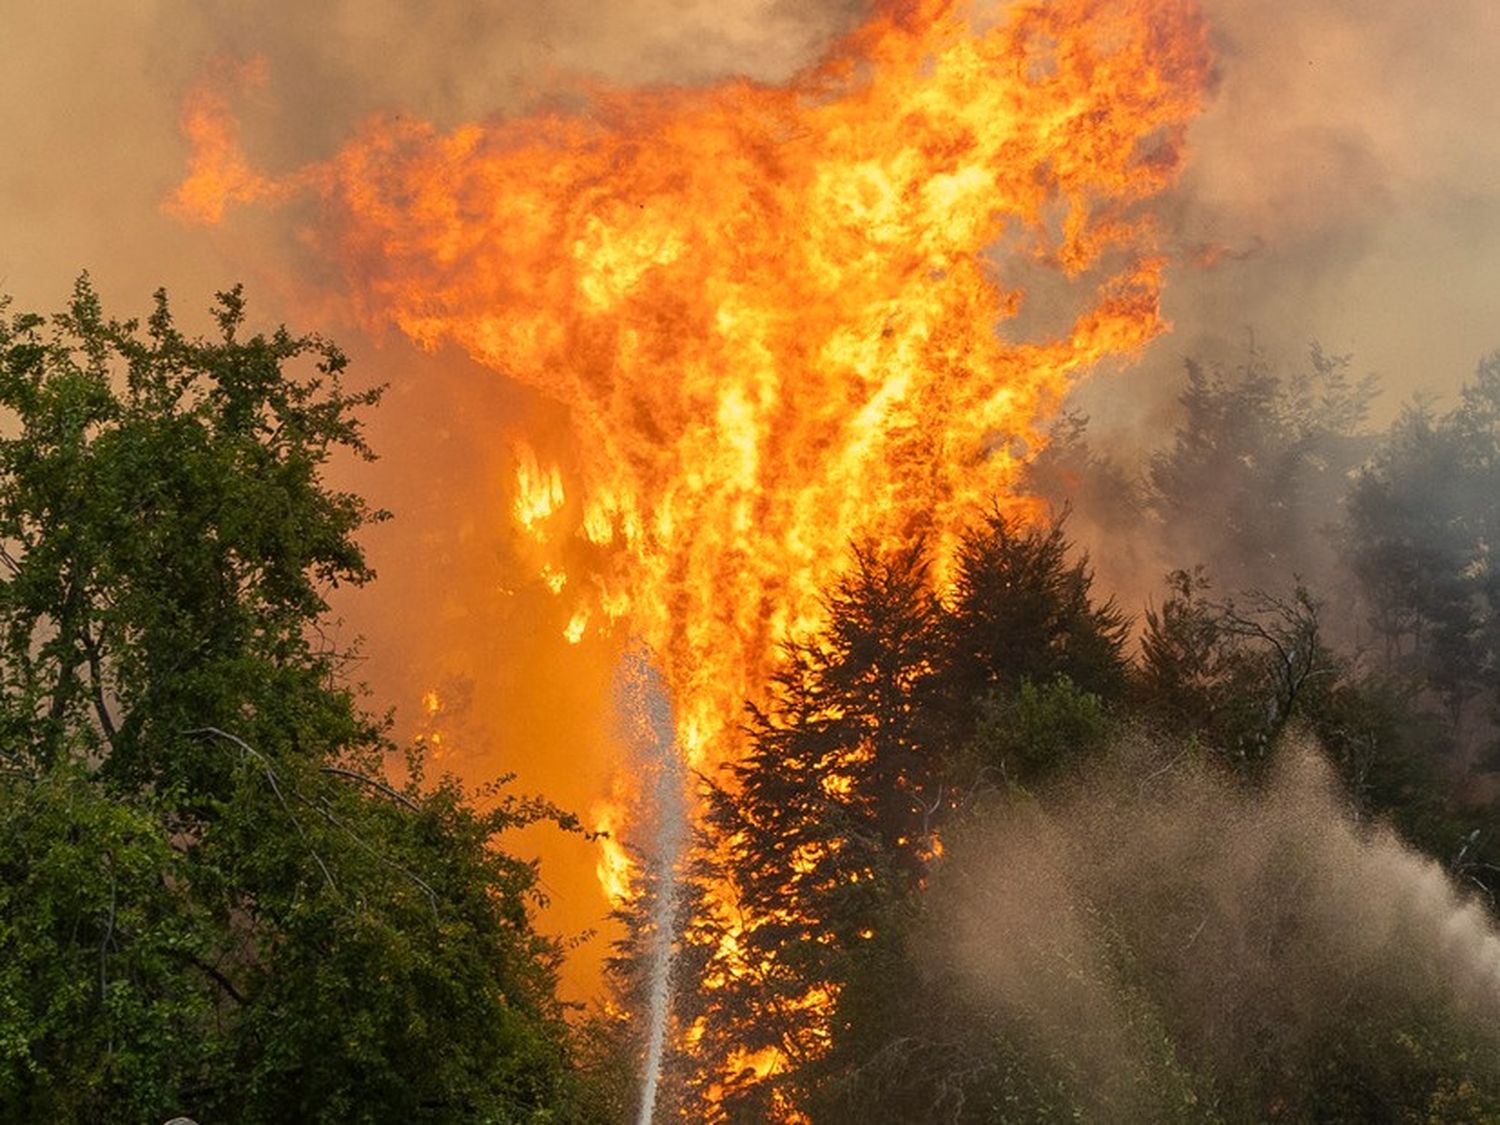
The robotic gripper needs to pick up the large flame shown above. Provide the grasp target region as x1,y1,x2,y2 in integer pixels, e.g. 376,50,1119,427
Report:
171,0,1210,1060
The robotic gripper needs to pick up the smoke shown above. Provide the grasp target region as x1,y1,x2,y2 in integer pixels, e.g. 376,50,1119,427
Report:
0,0,863,316
1025,0,1500,613
933,736,1500,1116
1079,0,1500,450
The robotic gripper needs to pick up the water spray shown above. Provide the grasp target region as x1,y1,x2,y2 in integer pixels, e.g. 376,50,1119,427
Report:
616,646,688,1125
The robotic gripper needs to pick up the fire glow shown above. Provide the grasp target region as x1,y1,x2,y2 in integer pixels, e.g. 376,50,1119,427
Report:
171,0,1210,1082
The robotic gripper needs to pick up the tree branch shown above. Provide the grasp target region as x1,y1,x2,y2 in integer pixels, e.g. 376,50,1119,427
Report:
174,949,248,1006
320,765,420,812
80,627,119,749
307,795,440,920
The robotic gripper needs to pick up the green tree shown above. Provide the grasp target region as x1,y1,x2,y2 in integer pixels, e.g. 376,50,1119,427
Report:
1136,570,1328,768
1136,569,1470,882
689,543,946,1119
943,509,1128,712
0,279,588,1122
673,519,1130,1119
954,675,1115,793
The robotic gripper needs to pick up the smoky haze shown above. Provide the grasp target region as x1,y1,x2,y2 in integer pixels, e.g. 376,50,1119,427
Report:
1,0,1496,994
4,0,1494,383
1091,0,1500,444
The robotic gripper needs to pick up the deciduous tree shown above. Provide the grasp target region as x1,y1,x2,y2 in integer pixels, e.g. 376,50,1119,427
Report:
0,279,589,1122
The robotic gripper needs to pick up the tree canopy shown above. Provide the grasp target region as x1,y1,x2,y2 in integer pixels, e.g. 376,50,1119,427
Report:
0,279,592,1122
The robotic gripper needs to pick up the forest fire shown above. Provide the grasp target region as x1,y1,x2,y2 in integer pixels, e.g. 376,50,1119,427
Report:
173,0,1207,826
171,0,1210,1109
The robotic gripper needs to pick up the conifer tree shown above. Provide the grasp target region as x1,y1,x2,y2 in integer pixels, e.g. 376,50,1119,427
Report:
943,510,1128,715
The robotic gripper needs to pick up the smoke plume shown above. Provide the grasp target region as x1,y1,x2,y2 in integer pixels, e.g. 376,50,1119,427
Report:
1084,0,1500,447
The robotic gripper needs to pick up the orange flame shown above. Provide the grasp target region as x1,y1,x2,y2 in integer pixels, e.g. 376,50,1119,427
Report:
166,56,297,225
512,443,567,537
414,686,449,762
172,0,1210,1066
592,797,634,907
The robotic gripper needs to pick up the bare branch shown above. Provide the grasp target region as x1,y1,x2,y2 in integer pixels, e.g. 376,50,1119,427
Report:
173,949,248,1006
307,796,439,920
80,627,118,749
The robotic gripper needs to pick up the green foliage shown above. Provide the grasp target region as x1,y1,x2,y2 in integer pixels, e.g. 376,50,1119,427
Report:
0,278,384,788
1138,570,1335,768
0,761,209,1120
0,279,589,1122
944,510,1128,708
958,676,1115,790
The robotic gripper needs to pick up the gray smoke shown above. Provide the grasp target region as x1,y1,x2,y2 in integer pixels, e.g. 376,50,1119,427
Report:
1078,0,1500,449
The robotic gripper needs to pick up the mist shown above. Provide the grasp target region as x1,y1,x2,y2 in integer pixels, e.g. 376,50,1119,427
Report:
919,737,1500,1119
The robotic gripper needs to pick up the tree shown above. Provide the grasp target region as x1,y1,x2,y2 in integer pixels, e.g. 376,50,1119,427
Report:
675,519,1129,1118
681,543,945,1119
1147,344,1376,599
0,279,589,1122
1345,354,1500,734
943,509,1128,713
1137,571,1333,769
1136,569,1469,879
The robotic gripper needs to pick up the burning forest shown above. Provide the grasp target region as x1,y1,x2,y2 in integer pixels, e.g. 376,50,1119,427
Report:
2,0,1500,1121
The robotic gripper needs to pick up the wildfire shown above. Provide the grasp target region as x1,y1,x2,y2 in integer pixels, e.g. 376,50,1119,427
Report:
172,0,1210,1105
512,443,567,538
414,687,448,761
593,797,635,907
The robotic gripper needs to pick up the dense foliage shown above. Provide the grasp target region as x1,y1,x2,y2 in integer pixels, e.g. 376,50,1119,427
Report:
0,280,591,1122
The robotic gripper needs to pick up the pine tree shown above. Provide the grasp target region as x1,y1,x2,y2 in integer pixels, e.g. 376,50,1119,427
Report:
943,509,1128,716
690,543,945,1117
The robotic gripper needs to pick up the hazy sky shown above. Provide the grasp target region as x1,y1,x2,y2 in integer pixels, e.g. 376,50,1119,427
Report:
2,0,1496,990
1137,0,1500,435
